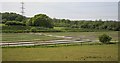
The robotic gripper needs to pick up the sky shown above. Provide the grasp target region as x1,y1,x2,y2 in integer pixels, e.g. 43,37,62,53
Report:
0,2,119,21
0,0,119,2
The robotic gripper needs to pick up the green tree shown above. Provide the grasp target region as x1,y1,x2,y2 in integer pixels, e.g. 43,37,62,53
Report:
99,34,112,44
1,12,26,23
28,14,53,28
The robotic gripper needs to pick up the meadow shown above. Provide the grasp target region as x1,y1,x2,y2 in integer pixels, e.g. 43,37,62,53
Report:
2,44,118,61
2,33,61,42
2,31,118,42
2,31,119,61
45,31,118,41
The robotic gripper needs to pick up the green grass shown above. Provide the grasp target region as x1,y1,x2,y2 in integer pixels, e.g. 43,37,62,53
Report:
53,26,112,32
45,31,118,41
2,31,118,42
54,27,66,30
2,33,61,42
0,24,5,26
2,44,118,61
2,31,118,61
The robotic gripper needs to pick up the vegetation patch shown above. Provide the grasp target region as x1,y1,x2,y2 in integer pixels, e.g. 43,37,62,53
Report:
2,44,118,61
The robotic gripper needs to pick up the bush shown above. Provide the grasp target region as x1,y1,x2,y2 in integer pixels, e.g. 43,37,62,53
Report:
99,34,112,44
30,27,37,32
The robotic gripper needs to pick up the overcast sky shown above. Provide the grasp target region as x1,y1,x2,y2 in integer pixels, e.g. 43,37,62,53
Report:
0,0,119,2
0,2,118,20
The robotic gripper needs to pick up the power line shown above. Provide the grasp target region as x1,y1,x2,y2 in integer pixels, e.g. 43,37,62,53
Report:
21,2,25,16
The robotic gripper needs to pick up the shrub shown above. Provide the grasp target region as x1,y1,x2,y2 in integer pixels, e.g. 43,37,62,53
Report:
30,27,37,32
99,34,112,44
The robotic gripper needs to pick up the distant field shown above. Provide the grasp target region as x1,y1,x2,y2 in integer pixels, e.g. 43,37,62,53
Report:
45,31,118,41
2,31,118,42
2,33,61,42
2,44,118,61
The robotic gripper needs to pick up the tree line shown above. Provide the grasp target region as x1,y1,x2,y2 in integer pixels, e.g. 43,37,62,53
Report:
1,12,120,31
53,18,120,31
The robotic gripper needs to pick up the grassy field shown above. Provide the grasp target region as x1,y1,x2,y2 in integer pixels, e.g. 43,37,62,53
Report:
2,44,118,61
2,31,118,61
2,31,118,42
45,31,118,41
2,33,61,42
